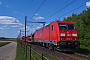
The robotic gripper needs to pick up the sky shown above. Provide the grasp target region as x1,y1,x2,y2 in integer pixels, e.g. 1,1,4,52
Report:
0,0,90,38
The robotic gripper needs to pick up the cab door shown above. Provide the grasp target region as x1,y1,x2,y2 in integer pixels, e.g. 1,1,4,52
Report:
50,25,54,40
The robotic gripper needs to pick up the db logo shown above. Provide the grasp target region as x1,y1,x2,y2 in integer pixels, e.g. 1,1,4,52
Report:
67,34,71,36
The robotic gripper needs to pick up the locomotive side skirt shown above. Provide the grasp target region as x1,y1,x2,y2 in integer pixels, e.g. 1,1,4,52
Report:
34,40,56,45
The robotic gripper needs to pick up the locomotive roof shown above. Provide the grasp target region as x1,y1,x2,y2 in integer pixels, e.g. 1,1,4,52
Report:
50,20,74,24
35,20,74,32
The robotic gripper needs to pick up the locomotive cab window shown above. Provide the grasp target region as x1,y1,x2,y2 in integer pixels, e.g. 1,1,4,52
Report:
59,24,75,30
52,25,54,31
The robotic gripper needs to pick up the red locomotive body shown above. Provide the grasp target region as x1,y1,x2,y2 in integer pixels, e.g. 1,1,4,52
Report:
34,20,80,51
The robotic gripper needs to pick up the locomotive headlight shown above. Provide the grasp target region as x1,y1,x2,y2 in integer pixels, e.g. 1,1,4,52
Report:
60,33,65,36
72,34,77,36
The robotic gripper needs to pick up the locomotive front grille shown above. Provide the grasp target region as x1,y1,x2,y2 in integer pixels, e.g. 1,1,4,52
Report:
58,41,75,48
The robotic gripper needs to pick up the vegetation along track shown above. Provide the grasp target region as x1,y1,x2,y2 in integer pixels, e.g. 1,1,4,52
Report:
28,43,90,60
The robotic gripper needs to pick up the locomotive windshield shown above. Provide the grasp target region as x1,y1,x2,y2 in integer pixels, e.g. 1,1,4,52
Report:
59,24,75,30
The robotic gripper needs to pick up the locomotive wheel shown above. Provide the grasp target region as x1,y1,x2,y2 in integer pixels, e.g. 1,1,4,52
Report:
48,44,53,50
45,43,49,48
48,44,56,50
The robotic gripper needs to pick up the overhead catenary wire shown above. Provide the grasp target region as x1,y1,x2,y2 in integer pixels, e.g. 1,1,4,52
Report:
45,0,77,20
29,0,45,21
56,4,85,19
26,0,33,15
47,0,70,17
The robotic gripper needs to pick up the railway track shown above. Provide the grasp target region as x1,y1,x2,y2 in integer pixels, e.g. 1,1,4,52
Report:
70,53,90,60
28,43,90,60
57,51,90,60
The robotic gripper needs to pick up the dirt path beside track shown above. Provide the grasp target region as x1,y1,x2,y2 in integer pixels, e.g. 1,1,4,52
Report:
0,41,17,60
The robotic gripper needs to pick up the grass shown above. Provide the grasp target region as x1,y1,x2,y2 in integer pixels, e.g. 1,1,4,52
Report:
0,42,11,47
75,39,90,56
31,51,58,60
15,40,58,60
30,46,58,60
31,49,41,60
44,54,58,60
15,40,25,60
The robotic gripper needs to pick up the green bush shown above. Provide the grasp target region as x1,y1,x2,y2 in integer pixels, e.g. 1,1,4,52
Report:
76,39,90,55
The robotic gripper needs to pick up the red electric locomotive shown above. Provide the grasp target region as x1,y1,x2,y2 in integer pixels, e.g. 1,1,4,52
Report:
34,20,80,51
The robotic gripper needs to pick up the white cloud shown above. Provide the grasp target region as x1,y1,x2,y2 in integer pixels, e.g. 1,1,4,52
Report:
6,5,8,7
19,25,36,34
0,27,9,29
6,5,11,7
32,13,45,20
5,33,9,35
18,22,46,34
35,13,38,15
0,31,3,33
19,25,31,30
21,13,24,15
45,23,49,26
37,27,41,29
0,16,20,24
0,25,9,30
14,12,24,15
19,23,23,26
0,2,1,5
11,25,20,28
86,1,90,7
14,12,18,13
3,25,8,28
